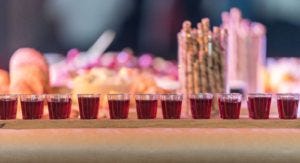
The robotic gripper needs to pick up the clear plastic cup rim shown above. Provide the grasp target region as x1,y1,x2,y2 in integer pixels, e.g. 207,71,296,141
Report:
276,93,300,96
46,94,72,101
217,93,242,102
276,93,300,100
0,94,18,100
189,93,213,99
46,94,72,96
159,93,183,96
77,94,101,97
107,93,130,95
135,94,158,100
20,94,45,101
135,93,157,95
107,94,130,100
248,93,272,98
160,94,183,101
217,93,242,96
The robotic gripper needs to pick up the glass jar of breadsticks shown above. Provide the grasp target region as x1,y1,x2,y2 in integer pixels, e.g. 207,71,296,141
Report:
177,19,228,117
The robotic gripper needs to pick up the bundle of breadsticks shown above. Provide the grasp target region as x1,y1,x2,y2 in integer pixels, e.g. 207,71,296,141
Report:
178,19,228,116
221,8,266,94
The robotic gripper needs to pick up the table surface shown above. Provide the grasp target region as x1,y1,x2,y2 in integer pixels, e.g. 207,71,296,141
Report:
1,119,300,163
1,118,300,129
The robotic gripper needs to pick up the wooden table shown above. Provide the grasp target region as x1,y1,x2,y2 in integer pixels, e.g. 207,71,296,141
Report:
1,119,300,163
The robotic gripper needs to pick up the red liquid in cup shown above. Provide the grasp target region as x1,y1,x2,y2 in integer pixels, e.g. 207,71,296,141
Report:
136,100,157,119
47,99,71,119
0,99,17,120
108,100,130,119
277,99,298,119
21,100,44,119
190,98,212,119
218,99,241,119
247,97,271,119
161,100,182,119
78,97,99,119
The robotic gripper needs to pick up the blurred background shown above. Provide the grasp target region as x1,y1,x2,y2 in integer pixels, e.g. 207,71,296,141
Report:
1,0,300,69
2,0,300,117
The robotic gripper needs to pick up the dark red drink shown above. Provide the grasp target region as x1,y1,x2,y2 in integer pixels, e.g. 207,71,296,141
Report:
247,94,272,119
161,100,182,119
218,93,242,119
0,96,18,120
160,94,183,119
136,100,157,119
277,96,299,119
190,98,213,119
21,100,44,119
108,100,130,119
78,95,100,119
47,95,71,119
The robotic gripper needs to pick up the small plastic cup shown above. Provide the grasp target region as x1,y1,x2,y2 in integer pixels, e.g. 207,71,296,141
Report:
277,93,299,119
46,94,72,119
20,94,44,119
247,93,272,119
107,94,130,119
218,93,242,119
78,94,100,119
135,94,158,119
160,94,183,119
189,93,213,119
0,94,18,120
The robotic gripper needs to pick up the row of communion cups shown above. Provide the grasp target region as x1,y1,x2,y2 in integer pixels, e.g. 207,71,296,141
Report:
0,93,298,120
